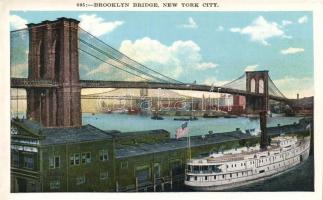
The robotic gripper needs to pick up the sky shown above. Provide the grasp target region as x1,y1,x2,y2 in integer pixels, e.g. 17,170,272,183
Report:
10,11,314,98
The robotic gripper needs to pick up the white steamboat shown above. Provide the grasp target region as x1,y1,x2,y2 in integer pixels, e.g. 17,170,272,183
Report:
184,135,310,191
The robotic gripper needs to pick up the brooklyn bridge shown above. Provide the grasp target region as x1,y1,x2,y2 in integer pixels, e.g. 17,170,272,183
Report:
11,17,290,128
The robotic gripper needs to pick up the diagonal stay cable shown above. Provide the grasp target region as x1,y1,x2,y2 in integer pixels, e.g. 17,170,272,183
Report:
79,47,151,82
79,28,183,84
221,74,245,88
79,38,169,83
268,77,286,98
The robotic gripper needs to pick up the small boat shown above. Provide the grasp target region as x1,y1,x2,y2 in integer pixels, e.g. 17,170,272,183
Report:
174,116,198,121
203,113,220,118
111,109,127,114
151,114,164,120
223,115,238,118
127,108,140,115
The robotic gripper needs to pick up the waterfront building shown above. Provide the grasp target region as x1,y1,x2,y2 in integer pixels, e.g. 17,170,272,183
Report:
11,118,311,192
11,119,117,192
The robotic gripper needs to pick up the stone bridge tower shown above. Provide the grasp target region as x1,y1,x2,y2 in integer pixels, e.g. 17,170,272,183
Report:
245,70,269,150
245,70,269,114
26,18,81,127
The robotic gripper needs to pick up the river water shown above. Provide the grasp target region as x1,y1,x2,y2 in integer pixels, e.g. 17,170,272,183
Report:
82,113,302,137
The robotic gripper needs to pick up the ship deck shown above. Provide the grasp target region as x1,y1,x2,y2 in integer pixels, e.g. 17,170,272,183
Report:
191,140,303,164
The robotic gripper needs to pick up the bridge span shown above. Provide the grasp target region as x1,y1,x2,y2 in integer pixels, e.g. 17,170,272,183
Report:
11,78,288,102
10,18,289,127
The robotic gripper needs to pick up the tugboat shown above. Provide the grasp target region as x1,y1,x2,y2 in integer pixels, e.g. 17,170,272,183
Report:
174,116,198,121
151,113,164,120
184,112,311,191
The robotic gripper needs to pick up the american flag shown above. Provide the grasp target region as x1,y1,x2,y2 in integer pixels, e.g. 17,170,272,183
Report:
176,121,189,139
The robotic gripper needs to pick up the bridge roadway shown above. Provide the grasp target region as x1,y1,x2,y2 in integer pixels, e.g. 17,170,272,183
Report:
10,78,288,102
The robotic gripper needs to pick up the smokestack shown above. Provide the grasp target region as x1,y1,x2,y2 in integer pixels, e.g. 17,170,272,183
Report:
259,111,268,150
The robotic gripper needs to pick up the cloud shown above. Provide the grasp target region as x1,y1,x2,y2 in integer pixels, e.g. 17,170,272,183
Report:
203,77,229,86
10,15,28,30
79,14,124,37
86,65,111,76
196,62,218,70
117,37,217,79
273,76,313,98
84,55,152,81
298,16,308,24
244,64,259,71
230,16,289,46
281,20,292,26
280,47,305,55
84,37,217,81
216,26,224,31
11,63,28,77
182,17,198,29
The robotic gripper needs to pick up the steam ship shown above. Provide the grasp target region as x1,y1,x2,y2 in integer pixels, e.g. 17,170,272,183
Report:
184,134,310,191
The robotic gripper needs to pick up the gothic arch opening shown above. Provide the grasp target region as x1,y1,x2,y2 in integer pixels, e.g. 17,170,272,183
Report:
251,78,256,93
259,79,264,94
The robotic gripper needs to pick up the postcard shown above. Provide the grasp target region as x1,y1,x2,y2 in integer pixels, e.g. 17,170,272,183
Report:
0,0,322,200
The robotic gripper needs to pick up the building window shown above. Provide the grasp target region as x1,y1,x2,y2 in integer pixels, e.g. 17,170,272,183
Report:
136,166,150,182
121,161,128,169
75,154,80,165
23,155,34,169
81,152,91,164
49,156,60,169
76,176,86,185
100,171,108,180
70,153,81,166
70,155,75,165
171,160,182,176
12,150,19,167
29,181,37,192
154,163,161,178
205,176,207,180
214,175,216,180
50,180,60,190
99,150,109,161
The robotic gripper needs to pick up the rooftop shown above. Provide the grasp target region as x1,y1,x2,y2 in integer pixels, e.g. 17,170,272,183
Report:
12,119,116,145
115,121,309,159
116,130,255,159
40,124,116,145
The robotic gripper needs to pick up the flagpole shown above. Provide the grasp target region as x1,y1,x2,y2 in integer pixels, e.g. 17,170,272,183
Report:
188,130,191,159
185,123,191,160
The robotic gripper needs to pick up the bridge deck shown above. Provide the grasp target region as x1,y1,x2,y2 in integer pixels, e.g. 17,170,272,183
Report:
10,78,288,102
